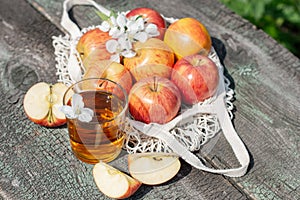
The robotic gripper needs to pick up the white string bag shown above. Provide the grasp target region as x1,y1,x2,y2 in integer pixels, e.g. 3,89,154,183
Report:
53,0,250,177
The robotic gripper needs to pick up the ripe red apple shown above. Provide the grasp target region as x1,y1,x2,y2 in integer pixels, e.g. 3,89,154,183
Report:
128,76,181,124
23,82,73,127
82,60,133,94
164,17,212,60
171,54,219,105
123,38,175,81
93,162,142,199
126,7,166,39
128,153,181,185
76,28,112,62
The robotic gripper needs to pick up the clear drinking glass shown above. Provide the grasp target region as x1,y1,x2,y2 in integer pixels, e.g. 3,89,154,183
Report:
63,78,128,164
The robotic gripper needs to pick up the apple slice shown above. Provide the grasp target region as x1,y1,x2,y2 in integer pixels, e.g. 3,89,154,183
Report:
93,162,142,199
23,82,71,127
128,152,181,185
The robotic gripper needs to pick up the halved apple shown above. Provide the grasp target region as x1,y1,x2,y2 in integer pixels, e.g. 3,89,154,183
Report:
128,152,181,185
23,82,71,127
93,162,142,199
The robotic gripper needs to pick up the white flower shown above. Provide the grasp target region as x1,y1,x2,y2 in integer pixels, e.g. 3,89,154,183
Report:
106,37,136,62
133,32,148,42
126,17,148,42
99,21,110,32
97,12,160,62
109,25,125,38
116,13,127,27
60,94,94,122
131,17,145,31
145,23,160,37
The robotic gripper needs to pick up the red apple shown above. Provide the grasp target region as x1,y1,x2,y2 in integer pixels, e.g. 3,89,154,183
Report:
128,76,181,124
23,82,73,127
82,59,133,94
123,38,175,81
126,7,166,39
164,17,212,60
93,162,142,199
128,153,181,185
171,54,219,105
76,28,112,62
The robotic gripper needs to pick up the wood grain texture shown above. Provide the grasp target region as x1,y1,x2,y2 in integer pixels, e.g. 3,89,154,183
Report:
0,0,299,199
0,0,249,199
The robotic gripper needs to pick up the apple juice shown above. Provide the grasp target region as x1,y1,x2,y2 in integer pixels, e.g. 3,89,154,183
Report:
67,90,126,164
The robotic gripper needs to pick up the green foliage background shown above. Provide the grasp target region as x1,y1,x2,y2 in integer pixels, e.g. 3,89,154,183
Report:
219,0,300,58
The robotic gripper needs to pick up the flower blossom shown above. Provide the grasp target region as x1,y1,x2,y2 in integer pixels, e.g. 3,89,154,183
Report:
60,94,94,122
98,12,160,62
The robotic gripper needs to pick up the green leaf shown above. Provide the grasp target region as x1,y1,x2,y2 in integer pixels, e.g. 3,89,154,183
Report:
95,9,118,22
95,10,110,21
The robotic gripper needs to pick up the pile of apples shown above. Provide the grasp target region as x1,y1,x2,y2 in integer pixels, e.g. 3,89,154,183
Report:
77,7,219,125
23,7,219,128
22,7,221,199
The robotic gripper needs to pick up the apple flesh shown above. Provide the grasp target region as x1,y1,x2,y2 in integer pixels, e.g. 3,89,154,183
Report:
126,7,166,39
76,28,112,62
128,76,181,124
93,162,141,199
23,82,72,127
171,54,219,104
123,38,175,81
128,153,181,185
164,17,212,60
82,60,133,94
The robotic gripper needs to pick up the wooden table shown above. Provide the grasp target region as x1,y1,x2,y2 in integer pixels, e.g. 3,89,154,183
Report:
0,0,299,199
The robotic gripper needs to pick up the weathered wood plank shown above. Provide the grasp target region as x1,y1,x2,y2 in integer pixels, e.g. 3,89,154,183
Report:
0,0,250,199
2,0,299,199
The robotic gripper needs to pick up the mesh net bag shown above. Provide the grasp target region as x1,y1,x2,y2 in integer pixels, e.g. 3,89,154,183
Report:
53,0,249,177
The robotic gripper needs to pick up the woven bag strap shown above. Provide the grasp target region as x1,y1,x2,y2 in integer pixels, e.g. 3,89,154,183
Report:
58,0,112,83
61,0,111,38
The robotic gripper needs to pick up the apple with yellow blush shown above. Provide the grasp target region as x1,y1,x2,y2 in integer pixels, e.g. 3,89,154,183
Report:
76,28,112,62
82,59,133,94
128,76,181,124
171,54,219,105
164,17,212,60
123,38,175,81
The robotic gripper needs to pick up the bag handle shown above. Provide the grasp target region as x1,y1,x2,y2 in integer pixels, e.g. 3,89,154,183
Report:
61,0,111,38
130,71,250,177
59,0,111,83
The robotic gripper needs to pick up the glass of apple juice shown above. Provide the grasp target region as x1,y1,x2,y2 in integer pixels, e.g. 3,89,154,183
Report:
62,78,128,164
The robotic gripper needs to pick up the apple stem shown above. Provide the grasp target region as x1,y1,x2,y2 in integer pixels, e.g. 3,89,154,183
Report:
153,76,158,92
195,59,202,66
153,156,163,161
99,80,108,88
